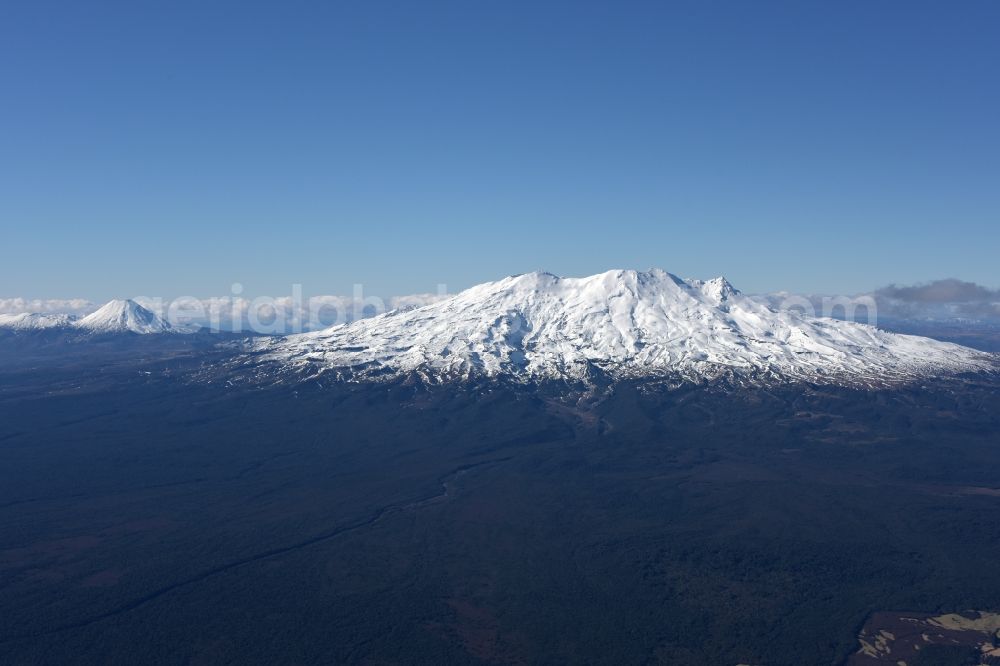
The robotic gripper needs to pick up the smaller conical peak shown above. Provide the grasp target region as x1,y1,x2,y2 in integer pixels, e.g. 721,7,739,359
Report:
102,298,139,312
91,299,146,319
76,299,172,334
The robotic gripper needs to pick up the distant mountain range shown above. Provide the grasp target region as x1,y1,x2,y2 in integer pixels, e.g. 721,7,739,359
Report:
0,299,175,335
2,271,996,387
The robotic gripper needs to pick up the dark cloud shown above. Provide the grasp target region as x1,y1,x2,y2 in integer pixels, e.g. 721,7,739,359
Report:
872,279,1000,321
875,279,1000,304
758,279,1000,323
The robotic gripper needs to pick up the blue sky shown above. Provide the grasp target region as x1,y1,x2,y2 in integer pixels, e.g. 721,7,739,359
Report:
1,0,998,300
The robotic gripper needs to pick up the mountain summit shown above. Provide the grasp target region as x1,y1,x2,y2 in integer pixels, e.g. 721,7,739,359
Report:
256,269,995,385
75,299,172,334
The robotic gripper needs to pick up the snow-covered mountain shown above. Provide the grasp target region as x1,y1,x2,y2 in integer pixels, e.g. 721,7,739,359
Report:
0,312,76,330
255,269,996,386
74,300,172,334
0,299,185,335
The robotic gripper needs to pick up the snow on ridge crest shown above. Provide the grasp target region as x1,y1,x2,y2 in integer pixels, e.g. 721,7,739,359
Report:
257,269,997,385
0,312,76,330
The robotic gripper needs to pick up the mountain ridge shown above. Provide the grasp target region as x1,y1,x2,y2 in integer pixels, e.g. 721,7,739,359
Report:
254,269,996,386
0,313,76,330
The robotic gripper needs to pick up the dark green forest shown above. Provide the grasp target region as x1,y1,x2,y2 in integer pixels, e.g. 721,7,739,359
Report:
1,343,999,664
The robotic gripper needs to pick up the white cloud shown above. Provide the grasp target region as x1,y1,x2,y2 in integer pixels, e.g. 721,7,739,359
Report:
0,298,94,316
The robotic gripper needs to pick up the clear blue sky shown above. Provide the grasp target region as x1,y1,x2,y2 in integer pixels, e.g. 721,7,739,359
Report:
2,0,998,300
